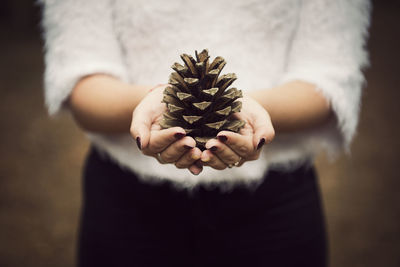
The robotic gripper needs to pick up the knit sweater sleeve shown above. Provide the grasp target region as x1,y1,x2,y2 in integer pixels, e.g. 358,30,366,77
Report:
280,0,371,150
40,0,128,115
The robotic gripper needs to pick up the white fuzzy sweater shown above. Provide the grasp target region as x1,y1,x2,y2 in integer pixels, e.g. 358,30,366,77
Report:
41,0,371,191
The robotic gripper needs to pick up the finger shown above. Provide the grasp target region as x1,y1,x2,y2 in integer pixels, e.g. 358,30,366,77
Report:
174,147,202,169
237,157,247,167
159,137,196,163
205,138,241,165
130,86,167,150
145,127,186,154
216,131,254,158
201,150,227,170
130,112,152,150
251,114,275,150
188,160,203,175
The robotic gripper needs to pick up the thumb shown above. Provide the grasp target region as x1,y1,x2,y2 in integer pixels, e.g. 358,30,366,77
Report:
252,113,275,150
130,110,152,150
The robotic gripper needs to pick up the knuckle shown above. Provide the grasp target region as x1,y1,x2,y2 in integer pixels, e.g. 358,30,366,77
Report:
248,153,260,161
175,162,186,169
162,153,175,163
158,160,168,165
215,164,226,170
149,144,162,152
142,149,152,156
226,154,238,163
207,159,226,170
238,145,249,155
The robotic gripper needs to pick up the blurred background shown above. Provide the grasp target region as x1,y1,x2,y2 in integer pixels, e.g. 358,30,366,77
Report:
0,0,399,266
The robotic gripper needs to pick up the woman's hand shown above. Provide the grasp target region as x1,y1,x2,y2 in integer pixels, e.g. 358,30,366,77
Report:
201,94,275,169
130,85,203,175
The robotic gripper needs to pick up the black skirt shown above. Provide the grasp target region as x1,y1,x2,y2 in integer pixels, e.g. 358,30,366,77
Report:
78,147,327,267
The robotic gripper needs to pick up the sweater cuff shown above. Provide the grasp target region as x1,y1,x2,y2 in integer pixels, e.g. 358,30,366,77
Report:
44,61,128,116
279,67,365,152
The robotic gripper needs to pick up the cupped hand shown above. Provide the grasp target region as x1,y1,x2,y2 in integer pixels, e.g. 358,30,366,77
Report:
201,93,275,170
130,84,203,175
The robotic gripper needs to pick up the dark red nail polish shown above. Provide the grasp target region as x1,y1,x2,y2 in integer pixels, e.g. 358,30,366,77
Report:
218,135,227,142
174,132,185,139
257,138,266,150
184,145,193,150
210,146,218,152
136,137,142,150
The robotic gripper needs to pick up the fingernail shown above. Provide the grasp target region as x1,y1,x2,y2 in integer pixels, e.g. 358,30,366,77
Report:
218,135,227,142
257,138,265,150
184,145,193,150
174,132,185,139
136,137,141,150
210,146,218,152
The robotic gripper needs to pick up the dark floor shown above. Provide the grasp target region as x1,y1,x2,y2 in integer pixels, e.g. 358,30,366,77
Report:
0,2,399,267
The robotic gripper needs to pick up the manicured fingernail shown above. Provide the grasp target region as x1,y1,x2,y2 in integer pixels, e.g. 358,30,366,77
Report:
174,132,185,139
257,138,265,150
217,135,227,142
210,146,218,152
136,137,141,150
184,145,193,150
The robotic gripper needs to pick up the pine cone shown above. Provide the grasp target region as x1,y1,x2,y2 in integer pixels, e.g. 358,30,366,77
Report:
160,49,245,150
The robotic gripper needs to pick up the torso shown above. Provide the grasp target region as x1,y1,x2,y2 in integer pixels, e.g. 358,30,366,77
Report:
112,0,300,90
